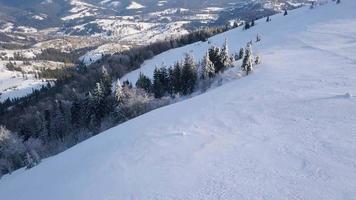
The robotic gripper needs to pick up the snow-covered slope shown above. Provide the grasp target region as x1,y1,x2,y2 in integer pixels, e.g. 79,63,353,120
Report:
1,1,356,199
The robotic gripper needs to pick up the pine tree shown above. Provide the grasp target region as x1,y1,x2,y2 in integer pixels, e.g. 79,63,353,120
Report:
25,152,35,169
255,55,261,65
256,34,261,42
50,101,66,141
244,22,251,30
115,79,124,104
159,67,169,92
71,99,82,127
153,68,165,98
136,73,152,93
310,1,316,9
172,62,182,94
100,66,112,97
241,43,254,75
284,9,288,16
220,38,232,71
239,48,244,60
181,54,197,95
209,46,222,73
167,67,175,96
0,126,25,174
201,51,215,79
89,82,106,130
251,20,255,27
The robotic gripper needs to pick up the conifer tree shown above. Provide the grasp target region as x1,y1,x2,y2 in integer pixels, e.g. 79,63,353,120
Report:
201,51,215,79
241,43,254,75
100,66,112,97
115,79,124,104
89,82,106,130
181,54,197,95
256,34,261,42
172,62,182,94
159,67,169,92
284,9,288,16
71,99,82,127
239,48,244,60
255,55,261,65
153,68,165,98
209,46,222,73
244,22,251,30
220,38,232,71
25,152,35,169
167,67,175,96
50,101,66,141
136,73,152,93
0,126,25,174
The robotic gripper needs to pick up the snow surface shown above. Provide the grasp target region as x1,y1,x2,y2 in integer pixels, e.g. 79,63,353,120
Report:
0,67,46,102
126,1,145,10
1,1,356,199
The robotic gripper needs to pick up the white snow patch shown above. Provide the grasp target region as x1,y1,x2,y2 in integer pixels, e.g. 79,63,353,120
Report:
126,1,145,10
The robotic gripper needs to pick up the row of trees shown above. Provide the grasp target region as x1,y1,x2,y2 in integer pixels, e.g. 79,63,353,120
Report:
135,39,260,101
135,40,234,99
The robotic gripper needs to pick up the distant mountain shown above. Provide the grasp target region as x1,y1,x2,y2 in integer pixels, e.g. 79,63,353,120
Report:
0,0,308,30
0,0,309,48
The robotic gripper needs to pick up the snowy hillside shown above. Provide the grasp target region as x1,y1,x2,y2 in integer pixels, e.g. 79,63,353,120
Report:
1,1,356,199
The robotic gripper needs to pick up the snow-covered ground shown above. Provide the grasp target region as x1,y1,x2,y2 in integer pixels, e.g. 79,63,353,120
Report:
1,1,356,199
0,67,46,102
0,55,68,101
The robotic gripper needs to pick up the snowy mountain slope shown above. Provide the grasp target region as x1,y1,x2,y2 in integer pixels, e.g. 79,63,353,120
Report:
1,1,356,199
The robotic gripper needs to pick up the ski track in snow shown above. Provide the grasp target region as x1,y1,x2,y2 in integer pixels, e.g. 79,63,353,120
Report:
1,1,356,200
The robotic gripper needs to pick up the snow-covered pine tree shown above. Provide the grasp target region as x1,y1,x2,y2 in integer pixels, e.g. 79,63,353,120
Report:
115,79,124,104
100,66,112,97
241,43,254,75
256,34,261,42
220,38,232,71
24,138,42,167
239,48,244,60
0,126,26,174
25,152,35,169
209,46,221,72
89,82,106,131
201,51,216,79
255,55,261,65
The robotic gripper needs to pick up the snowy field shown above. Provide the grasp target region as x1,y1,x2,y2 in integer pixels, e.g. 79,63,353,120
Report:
1,1,356,199
0,65,46,102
